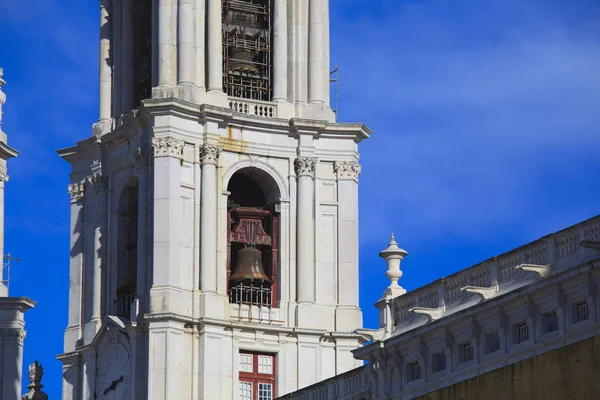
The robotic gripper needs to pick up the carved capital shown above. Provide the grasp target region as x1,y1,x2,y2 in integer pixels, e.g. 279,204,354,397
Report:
88,173,108,194
68,182,85,204
333,160,361,180
0,171,9,183
294,157,317,177
151,136,184,158
199,143,221,165
2,328,26,345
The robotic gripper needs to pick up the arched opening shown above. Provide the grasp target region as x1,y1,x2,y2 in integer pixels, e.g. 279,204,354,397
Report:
227,168,280,307
115,178,139,318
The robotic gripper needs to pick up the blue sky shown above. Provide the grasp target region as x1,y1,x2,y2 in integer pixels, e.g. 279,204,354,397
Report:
1,0,600,397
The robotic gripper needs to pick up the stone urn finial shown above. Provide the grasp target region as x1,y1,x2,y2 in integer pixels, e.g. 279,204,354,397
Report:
379,233,408,298
21,360,48,400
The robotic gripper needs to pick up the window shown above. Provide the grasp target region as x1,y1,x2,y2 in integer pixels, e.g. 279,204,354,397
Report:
515,323,529,343
578,302,589,323
484,333,501,354
459,343,473,363
239,352,276,400
431,352,446,373
541,312,559,334
407,361,421,382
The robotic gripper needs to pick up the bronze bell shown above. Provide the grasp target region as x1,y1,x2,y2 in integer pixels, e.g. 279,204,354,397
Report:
229,49,259,74
230,246,270,284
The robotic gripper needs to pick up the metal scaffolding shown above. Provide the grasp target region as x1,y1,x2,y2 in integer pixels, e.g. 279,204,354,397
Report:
222,0,273,101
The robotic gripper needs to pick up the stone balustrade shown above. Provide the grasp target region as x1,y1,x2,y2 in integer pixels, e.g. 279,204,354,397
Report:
390,215,600,334
229,98,276,118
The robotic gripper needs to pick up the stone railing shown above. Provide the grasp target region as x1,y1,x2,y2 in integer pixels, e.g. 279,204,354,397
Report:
276,366,371,400
229,98,276,118
391,215,600,333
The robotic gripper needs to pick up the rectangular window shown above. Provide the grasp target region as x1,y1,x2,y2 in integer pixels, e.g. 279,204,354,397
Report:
258,355,273,374
407,361,421,382
239,382,253,400
239,352,276,400
240,353,254,373
518,323,529,343
484,333,501,354
578,302,589,322
431,352,446,373
458,343,473,363
541,312,559,334
258,383,273,400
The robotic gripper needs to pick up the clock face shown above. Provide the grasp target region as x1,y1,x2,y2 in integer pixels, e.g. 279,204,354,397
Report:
97,344,131,400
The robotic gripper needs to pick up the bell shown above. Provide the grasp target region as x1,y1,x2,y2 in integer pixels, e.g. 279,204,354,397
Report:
230,246,270,284
229,49,259,74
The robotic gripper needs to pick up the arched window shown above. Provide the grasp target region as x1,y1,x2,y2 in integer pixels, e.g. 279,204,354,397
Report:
227,168,280,307
115,178,139,318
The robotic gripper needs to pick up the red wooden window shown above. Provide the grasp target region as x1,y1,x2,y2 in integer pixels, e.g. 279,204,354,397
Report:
238,352,276,400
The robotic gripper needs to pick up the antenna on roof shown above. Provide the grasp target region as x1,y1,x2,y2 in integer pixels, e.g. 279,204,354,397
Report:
3,253,21,292
330,66,339,115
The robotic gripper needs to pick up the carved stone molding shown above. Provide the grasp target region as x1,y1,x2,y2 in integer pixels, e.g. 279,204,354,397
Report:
333,160,361,180
151,136,184,158
2,328,26,345
294,157,317,177
68,182,85,204
199,143,222,165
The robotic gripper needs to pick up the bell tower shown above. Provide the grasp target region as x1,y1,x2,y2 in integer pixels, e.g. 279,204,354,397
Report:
58,1,371,399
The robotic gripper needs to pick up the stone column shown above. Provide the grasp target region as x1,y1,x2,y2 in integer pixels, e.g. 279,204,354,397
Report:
0,173,8,274
199,143,221,293
1,328,26,400
178,0,196,85
99,0,113,126
272,0,288,102
90,174,108,333
322,0,330,106
134,149,149,317
158,0,177,86
195,0,206,89
295,157,317,304
308,0,324,104
81,352,96,400
122,0,136,112
207,0,223,92
65,182,85,352
151,137,184,295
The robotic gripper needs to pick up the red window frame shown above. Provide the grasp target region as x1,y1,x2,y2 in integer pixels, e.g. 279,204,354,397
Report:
239,352,276,400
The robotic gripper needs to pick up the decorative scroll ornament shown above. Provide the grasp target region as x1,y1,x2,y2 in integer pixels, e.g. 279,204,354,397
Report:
68,182,85,203
2,328,26,344
333,161,361,180
294,157,317,177
199,143,222,164
21,360,48,400
151,136,185,158
0,171,9,183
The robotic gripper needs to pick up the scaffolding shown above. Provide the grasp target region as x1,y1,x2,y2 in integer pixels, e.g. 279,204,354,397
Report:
223,0,273,101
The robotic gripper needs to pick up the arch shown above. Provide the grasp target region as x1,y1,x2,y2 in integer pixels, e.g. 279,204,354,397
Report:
222,158,289,203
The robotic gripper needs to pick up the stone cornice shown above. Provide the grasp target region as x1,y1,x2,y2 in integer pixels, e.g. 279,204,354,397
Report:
334,160,361,181
151,136,185,158
294,157,317,177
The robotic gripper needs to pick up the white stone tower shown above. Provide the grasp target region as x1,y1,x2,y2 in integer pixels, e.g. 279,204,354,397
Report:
57,1,371,399
0,68,36,400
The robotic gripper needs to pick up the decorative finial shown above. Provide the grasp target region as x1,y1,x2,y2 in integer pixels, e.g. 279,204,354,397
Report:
379,233,408,299
21,360,48,400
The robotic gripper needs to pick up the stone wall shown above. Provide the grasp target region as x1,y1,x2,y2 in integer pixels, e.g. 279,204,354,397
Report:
415,335,600,400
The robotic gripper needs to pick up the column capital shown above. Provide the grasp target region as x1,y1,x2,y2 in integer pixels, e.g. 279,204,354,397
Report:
1,328,26,345
199,143,222,165
333,160,361,181
0,171,9,183
151,136,185,158
88,173,108,194
68,182,85,204
294,157,317,177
